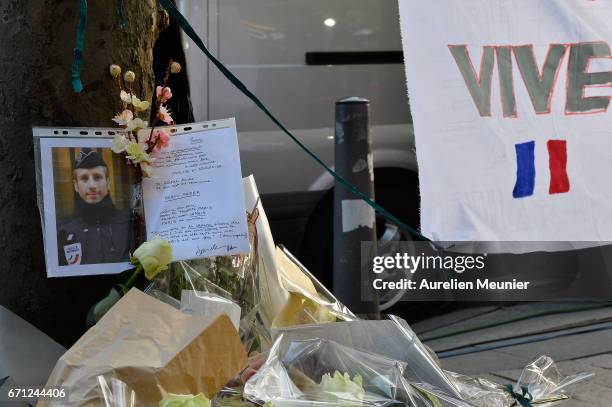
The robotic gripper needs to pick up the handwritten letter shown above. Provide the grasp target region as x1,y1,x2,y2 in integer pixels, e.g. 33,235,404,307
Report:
142,119,250,260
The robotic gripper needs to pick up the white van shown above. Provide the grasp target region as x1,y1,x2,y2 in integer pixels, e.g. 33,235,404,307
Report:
180,0,417,293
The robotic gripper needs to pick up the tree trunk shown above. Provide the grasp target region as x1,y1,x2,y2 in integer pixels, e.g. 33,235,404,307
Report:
0,0,160,346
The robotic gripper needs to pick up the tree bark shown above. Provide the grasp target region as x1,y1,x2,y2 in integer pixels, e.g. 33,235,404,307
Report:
0,0,160,346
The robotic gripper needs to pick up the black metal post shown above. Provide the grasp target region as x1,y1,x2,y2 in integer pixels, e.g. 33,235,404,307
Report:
333,97,379,318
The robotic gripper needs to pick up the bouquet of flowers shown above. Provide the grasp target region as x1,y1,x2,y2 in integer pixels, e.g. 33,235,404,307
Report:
145,202,269,355
243,317,593,407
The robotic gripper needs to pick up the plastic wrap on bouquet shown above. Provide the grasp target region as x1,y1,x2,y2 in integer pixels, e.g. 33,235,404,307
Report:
254,318,592,407
96,379,263,407
447,355,594,407
97,375,218,407
515,355,593,402
243,336,469,407
274,315,461,399
97,376,137,407
240,176,355,332
144,200,269,354
270,245,357,330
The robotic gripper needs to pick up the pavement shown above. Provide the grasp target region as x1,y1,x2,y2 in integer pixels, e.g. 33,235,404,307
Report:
412,303,612,406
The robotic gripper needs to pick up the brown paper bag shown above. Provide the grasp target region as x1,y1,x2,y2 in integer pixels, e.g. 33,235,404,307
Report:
39,288,247,406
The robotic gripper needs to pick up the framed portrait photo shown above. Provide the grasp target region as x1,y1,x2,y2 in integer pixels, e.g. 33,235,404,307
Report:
33,127,142,278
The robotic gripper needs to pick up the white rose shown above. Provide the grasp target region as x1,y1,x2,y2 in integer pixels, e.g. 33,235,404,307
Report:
132,236,173,280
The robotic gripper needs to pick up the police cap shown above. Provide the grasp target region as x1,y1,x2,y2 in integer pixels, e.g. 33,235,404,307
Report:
74,148,108,170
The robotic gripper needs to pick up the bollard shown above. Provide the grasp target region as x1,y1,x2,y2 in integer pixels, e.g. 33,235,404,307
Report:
333,97,379,318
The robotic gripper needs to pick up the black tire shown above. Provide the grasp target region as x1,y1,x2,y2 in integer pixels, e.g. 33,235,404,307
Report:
299,168,447,319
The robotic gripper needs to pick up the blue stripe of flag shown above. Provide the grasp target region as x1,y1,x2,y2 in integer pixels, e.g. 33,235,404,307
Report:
513,141,535,198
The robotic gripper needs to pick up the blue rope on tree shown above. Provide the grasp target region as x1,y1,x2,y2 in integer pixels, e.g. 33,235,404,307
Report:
72,0,125,92
71,0,88,93
118,0,126,30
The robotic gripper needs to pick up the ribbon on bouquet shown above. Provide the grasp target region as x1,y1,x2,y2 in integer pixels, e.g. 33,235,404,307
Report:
504,385,533,407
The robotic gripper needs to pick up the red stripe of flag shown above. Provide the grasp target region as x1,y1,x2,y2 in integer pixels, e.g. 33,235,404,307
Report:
547,140,570,194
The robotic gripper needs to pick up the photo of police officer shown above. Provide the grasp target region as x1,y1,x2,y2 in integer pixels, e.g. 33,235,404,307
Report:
56,148,133,266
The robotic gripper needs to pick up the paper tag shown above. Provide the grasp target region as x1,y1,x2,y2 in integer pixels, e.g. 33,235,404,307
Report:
341,200,375,232
63,243,82,265
180,290,241,330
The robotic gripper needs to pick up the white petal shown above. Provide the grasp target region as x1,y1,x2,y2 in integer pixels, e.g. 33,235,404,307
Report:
120,90,132,104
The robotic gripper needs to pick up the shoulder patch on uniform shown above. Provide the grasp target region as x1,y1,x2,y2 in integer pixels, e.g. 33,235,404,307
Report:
64,243,82,266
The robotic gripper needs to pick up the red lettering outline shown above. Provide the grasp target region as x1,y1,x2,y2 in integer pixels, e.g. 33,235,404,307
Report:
495,46,518,118
513,44,567,116
565,41,612,116
449,44,494,117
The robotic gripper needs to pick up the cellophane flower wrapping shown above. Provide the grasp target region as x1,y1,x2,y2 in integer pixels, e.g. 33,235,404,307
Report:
273,315,461,400
243,335,466,407
144,204,270,355
97,375,217,407
97,375,137,407
96,377,268,407
244,317,593,407
269,245,357,331
446,355,594,407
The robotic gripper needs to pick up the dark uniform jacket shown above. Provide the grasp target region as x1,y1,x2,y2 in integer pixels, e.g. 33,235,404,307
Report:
57,196,133,266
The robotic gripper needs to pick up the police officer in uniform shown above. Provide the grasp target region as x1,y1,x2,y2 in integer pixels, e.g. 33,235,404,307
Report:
57,149,133,266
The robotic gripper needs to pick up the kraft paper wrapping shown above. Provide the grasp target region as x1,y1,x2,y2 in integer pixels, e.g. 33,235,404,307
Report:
39,288,247,406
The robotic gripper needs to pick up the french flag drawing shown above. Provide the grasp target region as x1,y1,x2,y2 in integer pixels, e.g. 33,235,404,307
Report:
513,139,570,198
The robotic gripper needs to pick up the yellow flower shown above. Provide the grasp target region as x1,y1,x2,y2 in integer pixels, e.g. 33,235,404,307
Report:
132,235,173,280
126,117,148,132
111,134,129,153
125,141,150,163
132,96,151,112
272,292,336,328
120,90,150,112
120,90,132,107
159,393,210,407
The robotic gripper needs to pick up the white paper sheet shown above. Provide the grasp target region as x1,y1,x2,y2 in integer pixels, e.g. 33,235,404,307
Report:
180,290,241,330
399,0,612,241
142,119,250,260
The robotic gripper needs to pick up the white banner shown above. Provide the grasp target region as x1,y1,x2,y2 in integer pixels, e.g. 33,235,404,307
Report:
399,1,612,241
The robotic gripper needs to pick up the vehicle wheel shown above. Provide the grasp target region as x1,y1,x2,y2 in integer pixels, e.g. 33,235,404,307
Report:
299,168,425,314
